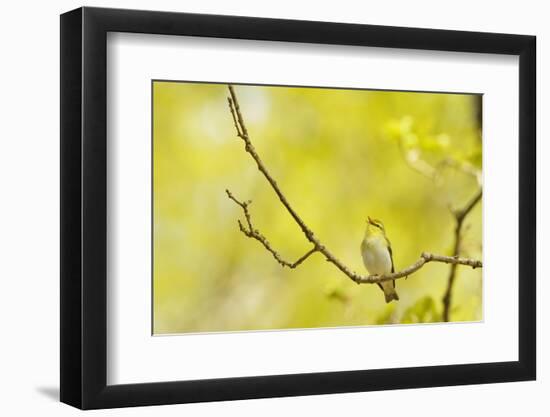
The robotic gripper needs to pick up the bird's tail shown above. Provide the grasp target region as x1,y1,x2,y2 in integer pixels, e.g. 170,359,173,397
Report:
384,286,399,303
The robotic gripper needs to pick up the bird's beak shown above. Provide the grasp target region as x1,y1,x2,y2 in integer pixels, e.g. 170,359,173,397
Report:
367,216,372,224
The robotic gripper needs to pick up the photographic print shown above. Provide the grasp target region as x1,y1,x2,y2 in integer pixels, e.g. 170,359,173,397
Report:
152,81,483,335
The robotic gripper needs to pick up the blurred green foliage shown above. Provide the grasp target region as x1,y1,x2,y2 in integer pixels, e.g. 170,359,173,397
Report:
153,82,482,334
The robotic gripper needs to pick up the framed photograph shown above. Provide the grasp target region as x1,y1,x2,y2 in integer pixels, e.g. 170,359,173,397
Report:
60,6,536,409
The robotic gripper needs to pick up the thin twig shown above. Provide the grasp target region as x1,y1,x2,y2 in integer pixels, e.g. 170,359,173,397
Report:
225,85,482,286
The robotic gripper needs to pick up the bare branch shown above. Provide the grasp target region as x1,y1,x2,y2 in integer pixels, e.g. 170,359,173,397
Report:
226,84,483,288
227,86,366,280
225,189,318,269
442,187,482,321
355,252,482,284
226,190,482,284
227,188,481,283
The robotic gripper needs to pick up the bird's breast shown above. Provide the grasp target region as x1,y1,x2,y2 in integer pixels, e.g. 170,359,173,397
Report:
361,237,392,275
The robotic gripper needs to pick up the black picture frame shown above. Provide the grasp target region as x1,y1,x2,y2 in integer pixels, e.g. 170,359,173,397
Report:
60,6,536,410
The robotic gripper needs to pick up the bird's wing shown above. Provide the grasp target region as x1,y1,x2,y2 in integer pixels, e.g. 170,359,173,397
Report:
386,237,396,288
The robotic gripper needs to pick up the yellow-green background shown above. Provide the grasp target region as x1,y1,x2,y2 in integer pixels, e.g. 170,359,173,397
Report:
153,82,482,334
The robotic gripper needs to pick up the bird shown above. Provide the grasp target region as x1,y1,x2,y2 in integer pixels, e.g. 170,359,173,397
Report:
360,216,399,303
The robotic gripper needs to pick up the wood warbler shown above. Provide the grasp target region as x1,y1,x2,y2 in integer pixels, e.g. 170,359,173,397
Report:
360,216,399,303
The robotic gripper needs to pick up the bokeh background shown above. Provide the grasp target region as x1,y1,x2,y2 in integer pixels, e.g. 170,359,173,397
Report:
153,81,482,334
